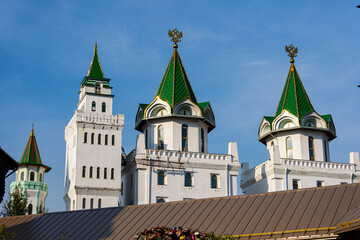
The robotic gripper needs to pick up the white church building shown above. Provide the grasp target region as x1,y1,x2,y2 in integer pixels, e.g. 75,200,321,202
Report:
119,33,240,205
240,45,360,195
63,43,125,210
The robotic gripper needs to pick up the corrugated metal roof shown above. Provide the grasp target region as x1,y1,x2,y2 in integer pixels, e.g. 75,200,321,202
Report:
1,183,360,240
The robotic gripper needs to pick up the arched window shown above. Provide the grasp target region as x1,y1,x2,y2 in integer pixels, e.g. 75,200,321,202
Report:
112,135,115,146
90,198,94,209
157,198,165,203
98,199,102,208
92,101,96,112
185,173,192,187
105,135,108,145
145,130,148,149
158,171,165,185
28,204,33,215
82,166,86,178
286,137,293,159
200,129,204,153
84,132,88,143
158,125,164,150
102,102,106,113
104,168,107,179
39,173,43,182
111,168,114,179
309,136,315,161
72,200,75,210
91,133,94,144
30,172,35,181
98,134,101,145
182,124,188,152
97,167,100,179
20,172,24,181
95,82,101,93
211,174,218,189
82,198,86,209
89,167,93,178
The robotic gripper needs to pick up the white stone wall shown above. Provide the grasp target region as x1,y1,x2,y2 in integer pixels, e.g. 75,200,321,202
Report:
121,138,240,206
142,117,209,153
265,129,330,162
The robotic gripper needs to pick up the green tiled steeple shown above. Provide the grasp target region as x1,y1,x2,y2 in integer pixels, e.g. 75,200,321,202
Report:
275,62,314,121
20,129,43,166
20,129,51,171
155,48,198,110
87,42,104,79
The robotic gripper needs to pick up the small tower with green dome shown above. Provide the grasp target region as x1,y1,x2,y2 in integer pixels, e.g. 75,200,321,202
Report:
241,45,359,195
10,127,51,214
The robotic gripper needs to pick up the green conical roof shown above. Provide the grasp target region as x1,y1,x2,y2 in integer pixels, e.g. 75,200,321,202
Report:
155,48,197,110
87,42,104,79
20,129,43,166
275,61,314,121
19,129,51,172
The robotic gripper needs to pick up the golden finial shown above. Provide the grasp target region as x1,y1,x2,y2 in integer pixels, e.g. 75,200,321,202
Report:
168,28,183,48
285,44,298,63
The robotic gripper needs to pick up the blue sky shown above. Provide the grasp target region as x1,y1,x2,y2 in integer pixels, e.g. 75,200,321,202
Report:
1,1,359,212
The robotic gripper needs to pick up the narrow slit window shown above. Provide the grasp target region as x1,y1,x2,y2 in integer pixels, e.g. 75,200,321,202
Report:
112,135,115,146
98,134,101,145
111,168,114,180
82,166,86,178
98,199,102,208
158,125,164,150
104,168,107,179
90,198,94,209
89,166,93,178
84,132,88,143
105,135,108,145
82,198,86,209
92,101,96,112
91,133,94,144
97,167,100,179
309,136,315,161
286,137,293,159
200,129,204,153
182,124,188,152
211,174,218,189
102,102,106,113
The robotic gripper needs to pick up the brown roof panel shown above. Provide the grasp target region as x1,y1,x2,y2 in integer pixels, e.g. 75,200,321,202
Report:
283,188,316,231
198,198,229,231
205,197,238,234
308,186,336,228
295,187,326,229
1,183,360,240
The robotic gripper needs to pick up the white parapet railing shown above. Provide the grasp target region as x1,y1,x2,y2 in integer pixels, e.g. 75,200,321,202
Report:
145,149,234,163
283,158,355,171
242,161,269,183
242,159,355,183
77,111,124,125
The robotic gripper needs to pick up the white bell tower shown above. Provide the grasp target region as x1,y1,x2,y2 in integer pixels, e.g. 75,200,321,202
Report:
64,42,124,211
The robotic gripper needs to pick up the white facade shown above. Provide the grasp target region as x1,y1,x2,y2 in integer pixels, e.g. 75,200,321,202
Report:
63,47,124,211
120,135,240,206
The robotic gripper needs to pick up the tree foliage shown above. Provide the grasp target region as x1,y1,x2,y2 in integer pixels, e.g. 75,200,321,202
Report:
1,185,28,217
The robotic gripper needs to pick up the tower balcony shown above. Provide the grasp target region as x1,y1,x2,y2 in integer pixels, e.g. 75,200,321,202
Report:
10,181,48,192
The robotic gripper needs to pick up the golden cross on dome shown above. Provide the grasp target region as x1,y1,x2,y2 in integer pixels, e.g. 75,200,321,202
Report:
285,44,298,63
168,28,183,48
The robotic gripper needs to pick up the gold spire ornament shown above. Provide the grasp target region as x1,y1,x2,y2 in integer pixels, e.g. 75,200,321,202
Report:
168,28,183,48
285,44,298,63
